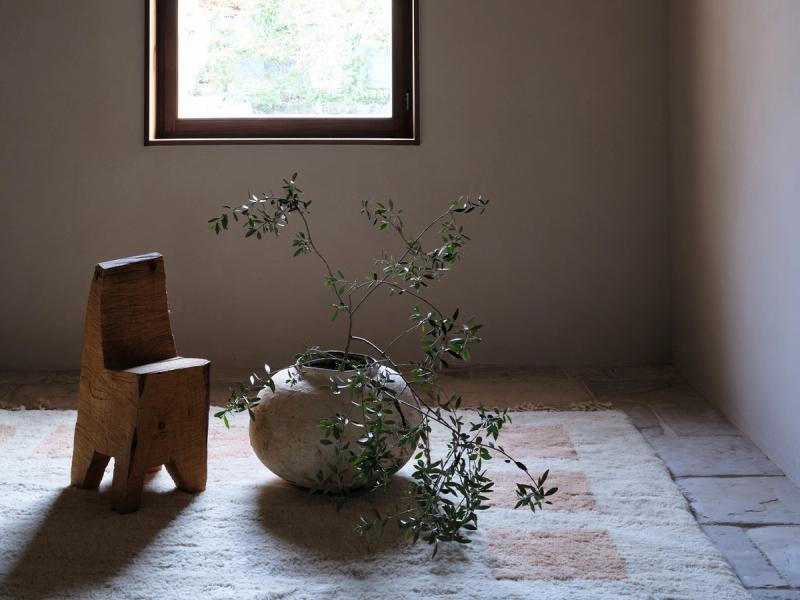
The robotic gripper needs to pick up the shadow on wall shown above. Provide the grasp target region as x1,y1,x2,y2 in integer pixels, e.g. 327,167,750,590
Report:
670,0,737,406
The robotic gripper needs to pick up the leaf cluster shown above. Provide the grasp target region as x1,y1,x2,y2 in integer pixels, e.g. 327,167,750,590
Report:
208,175,309,240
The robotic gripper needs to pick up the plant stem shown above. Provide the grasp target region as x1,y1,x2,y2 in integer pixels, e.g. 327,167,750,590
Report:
351,208,453,317
297,210,354,367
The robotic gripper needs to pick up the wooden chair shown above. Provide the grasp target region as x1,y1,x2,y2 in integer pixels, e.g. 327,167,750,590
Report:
70,253,210,513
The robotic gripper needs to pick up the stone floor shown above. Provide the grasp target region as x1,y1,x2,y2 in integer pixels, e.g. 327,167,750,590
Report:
1,365,798,598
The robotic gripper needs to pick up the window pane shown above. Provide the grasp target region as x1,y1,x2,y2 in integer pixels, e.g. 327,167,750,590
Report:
178,0,393,119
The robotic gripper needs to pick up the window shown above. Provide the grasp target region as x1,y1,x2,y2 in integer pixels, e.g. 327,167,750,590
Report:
147,0,418,144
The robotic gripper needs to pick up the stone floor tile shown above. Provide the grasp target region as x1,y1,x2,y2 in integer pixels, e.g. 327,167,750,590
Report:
583,378,677,400
679,477,800,525
44,370,79,384
210,384,234,407
211,373,266,407
4,380,78,409
611,402,662,430
568,364,682,384
651,395,741,436
0,371,50,385
474,365,565,378
607,364,683,381
701,525,787,587
749,590,800,600
446,374,591,410
559,365,617,380
595,383,706,411
0,383,16,402
649,435,784,477
748,526,800,587
639,426,665,439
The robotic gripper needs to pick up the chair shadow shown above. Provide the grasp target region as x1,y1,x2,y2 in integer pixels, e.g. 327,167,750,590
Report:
255,475,415,560
0,482,195,600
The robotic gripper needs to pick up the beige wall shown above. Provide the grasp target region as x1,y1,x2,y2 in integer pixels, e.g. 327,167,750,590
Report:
671,0,800,483
0,0,671,371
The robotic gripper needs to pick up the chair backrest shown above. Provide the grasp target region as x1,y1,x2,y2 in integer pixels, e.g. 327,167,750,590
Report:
82,253,178,370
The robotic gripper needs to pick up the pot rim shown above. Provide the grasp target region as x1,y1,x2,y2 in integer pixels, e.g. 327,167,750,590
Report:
295,350,378,375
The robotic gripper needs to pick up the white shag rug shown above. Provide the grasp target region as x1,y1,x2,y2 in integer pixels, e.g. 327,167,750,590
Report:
0,409,748,600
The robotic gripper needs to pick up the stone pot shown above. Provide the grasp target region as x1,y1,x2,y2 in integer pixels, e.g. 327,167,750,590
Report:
249,352,421,491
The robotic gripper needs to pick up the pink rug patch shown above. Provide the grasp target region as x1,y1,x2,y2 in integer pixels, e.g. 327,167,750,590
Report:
34,424,73,458
488,528,627,581
0,424,16,445
498,424,577,459
487,470,596,511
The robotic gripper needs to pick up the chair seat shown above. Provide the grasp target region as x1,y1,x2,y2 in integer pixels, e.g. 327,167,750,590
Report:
124,357,210,376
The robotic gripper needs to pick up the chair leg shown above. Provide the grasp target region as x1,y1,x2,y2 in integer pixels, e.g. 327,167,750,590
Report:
71,426,110,489
112,455,145,514
166,451,207,494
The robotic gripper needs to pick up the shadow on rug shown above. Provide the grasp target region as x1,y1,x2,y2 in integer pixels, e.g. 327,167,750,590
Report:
256,476,413,559
1,486,194,600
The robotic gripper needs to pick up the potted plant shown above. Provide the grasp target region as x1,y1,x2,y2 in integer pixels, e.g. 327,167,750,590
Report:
209,175,556,552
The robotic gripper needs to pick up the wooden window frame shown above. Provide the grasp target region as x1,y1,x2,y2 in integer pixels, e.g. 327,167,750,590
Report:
146,0,418,145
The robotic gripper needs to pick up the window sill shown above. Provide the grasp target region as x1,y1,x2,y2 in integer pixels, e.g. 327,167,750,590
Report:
145,136,420,146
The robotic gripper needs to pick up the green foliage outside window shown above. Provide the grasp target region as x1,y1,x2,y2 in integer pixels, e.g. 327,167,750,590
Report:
182,0,392,117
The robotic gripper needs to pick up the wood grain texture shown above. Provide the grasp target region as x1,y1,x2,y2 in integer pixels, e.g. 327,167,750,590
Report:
71,253,210,513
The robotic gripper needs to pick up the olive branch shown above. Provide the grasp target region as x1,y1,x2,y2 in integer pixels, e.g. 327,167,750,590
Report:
209,174,556,554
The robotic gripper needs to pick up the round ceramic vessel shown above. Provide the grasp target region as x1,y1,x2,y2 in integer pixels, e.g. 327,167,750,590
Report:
249,353,421,491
